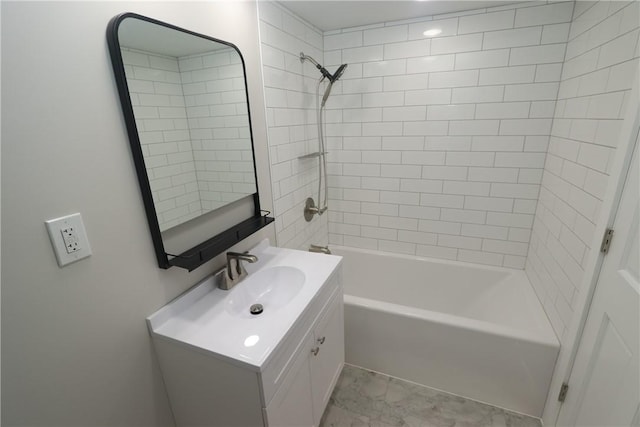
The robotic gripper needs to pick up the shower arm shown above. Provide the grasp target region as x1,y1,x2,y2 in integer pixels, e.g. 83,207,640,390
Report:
300,52,334,82
300,52,320,67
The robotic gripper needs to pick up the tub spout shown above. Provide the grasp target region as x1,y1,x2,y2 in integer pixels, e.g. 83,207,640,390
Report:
309,244,331,255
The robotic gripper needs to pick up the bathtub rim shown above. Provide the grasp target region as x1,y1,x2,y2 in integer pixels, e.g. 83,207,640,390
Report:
331,244,527,276
333,244,560,348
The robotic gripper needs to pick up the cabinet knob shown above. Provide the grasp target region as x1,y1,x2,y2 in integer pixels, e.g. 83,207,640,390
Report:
311,346,320,356
317,336,326,345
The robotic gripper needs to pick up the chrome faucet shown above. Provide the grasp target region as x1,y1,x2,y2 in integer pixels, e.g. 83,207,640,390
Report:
219,251,258,290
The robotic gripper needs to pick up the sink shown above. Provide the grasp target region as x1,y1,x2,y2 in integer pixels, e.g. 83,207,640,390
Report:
225,266,306,318
146,240,342,370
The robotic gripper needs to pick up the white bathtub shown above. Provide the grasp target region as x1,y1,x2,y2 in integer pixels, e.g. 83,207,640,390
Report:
332,245,559,417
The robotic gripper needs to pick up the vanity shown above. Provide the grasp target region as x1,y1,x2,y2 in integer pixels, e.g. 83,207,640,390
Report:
147,240,344,426
108,13,344,426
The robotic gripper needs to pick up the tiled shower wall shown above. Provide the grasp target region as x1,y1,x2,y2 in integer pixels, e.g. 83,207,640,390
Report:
526,1,640,341
323,1,574,268
258,2,329,250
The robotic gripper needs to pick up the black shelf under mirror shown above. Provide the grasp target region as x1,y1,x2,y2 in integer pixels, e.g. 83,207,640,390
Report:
167,215,274,271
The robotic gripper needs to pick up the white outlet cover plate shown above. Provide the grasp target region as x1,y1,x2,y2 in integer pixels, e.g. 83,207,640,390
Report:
45,213,92,267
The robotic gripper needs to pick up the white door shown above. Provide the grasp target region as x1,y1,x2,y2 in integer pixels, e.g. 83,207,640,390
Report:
557,129,639,426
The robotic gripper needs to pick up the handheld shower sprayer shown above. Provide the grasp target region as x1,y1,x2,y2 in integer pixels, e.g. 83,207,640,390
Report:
321,63,348,107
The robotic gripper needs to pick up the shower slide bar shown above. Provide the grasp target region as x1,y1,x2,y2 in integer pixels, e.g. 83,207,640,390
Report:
298,151,328,160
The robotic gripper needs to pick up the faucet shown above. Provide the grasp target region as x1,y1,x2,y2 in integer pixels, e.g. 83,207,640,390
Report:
219,251,258,290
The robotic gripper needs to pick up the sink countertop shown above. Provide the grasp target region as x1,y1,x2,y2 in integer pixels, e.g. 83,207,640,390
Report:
146,240,342,372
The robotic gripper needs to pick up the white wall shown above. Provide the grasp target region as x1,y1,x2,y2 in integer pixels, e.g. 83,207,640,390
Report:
526,0,640,342
1,2,274,426
258,2,329,250
323,1,573,268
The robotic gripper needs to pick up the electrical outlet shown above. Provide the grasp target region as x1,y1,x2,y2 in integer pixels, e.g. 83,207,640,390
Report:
61,227,80,253
45,213,92,267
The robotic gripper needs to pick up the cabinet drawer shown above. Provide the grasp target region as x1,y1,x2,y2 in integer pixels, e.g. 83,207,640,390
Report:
260,271,340,406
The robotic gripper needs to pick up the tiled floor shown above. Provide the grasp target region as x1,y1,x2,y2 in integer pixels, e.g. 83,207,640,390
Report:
320,365,542,427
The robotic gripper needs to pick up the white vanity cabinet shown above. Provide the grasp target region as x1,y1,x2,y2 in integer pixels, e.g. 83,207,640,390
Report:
264,290,344,426
147,243,344,427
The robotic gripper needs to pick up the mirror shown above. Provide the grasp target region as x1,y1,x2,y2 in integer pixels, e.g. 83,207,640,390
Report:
118,16,257,231
107,13,273,270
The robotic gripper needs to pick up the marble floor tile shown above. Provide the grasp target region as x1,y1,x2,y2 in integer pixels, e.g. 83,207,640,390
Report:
320,365,542,427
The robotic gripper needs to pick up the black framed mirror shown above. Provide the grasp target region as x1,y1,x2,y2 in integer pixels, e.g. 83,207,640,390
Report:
107,13,273,271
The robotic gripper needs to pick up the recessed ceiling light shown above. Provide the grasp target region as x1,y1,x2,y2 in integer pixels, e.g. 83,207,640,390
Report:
423,28,442,37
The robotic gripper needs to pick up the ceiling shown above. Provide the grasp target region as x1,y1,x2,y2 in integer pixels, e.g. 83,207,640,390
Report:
277,1,522,31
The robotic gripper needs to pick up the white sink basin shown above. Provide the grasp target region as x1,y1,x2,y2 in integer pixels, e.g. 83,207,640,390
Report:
226,266,305,318
146,240,342,370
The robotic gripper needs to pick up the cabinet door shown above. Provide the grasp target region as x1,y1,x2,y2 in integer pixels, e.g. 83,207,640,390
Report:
310,295,345,425
264,334,314,427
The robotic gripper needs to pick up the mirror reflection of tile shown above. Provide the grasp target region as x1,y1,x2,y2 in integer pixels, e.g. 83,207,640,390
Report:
121,46,256,231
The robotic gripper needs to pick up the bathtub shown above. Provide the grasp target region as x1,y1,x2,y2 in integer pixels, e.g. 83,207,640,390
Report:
331,246,559,417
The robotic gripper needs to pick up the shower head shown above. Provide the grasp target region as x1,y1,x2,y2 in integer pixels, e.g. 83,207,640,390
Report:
320,64,348,107
323,63,348,83
300,52,348,83
300,52,348,107
332,63,348,82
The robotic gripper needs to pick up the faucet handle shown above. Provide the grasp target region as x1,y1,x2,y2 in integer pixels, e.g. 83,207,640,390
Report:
226,251,258,263
219,251,259,291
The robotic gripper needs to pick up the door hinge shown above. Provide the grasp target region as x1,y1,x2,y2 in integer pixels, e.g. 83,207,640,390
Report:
558,383,569,402
600,228,614,254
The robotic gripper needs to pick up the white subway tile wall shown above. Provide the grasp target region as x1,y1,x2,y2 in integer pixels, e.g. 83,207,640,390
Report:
122,48,202,230
258,2,639,344
258,2,329,250
525,1,640,341
322,1,574,269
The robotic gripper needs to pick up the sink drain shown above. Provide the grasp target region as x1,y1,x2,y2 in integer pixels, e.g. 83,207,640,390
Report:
250,304,264,315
